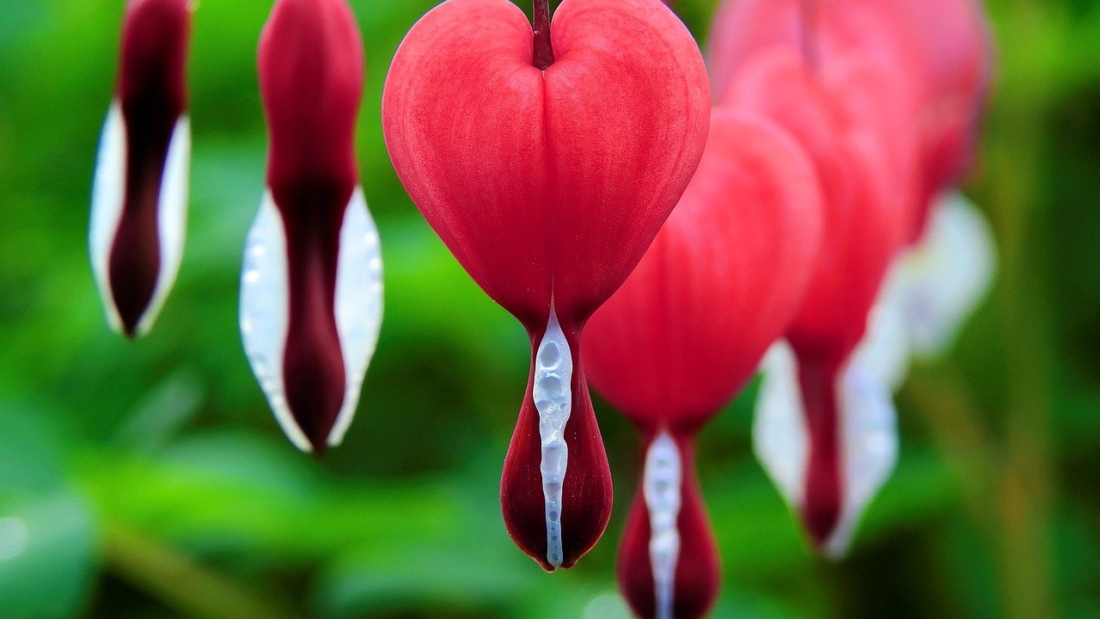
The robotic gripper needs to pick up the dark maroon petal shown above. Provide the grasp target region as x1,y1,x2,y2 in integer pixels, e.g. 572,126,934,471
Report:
794,348,844,547
276,181,351,454
108,0,190,336
618,436,719,619
501,327,613,571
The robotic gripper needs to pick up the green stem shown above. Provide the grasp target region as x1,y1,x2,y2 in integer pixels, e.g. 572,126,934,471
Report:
102,523,299,619
903,364,996,524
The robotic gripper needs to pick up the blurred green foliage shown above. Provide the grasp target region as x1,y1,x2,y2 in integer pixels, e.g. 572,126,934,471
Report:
0,0,1098,618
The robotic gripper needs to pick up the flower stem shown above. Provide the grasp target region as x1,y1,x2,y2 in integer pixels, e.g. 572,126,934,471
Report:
102,523,298,619
532,0,555,70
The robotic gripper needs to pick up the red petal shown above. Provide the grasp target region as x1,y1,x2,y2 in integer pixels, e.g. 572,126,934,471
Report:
382,0,710,328
723,49,908,356
584,109,823,431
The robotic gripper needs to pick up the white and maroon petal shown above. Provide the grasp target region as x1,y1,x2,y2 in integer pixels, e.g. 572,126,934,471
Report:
754,337,898,558
239,187,382,453
142,113,190,335
240,191,302,449
89,105,190,337
329,187,384,446
825,356,898,558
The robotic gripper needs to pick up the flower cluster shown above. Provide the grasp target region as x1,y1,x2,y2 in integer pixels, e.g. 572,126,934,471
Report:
89,0,995,616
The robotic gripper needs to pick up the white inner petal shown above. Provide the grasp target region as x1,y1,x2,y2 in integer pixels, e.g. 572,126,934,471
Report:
753,341,808,509
643,432,682,619
135,114,191,336
823,355,898,558
898,191,997,358
239,192,311,452
534,307,572,567
755,339,899,558
89,101,127,334
849,268,911,393
328,187,384,447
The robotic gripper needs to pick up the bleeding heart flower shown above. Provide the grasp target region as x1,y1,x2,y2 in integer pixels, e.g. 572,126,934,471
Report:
711,0,993,556
723,48,911,356
719,47,912,555
240,0,383,454
584,110,823,618
857,0,991,239
382,0,710,569
90,0,192,337
707,0,992,242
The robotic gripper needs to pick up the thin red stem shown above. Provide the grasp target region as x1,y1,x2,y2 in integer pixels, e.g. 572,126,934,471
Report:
533,0,555,70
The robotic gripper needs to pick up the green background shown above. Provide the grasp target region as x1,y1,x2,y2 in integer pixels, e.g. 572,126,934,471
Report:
0,0,1097,617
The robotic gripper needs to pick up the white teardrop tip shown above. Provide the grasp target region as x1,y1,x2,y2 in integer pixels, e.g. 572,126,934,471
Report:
754,340,897,558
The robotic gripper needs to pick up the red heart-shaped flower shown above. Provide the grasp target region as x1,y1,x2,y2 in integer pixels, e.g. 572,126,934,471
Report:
583,109,823,618
383,0,710,570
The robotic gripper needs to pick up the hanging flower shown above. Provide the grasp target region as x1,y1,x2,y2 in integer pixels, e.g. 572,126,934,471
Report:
708,0,996,354
90,0,193,337
382,0,710,569
583,109,823,618
717,42,914,555
240,0,383,454
863,0,996,360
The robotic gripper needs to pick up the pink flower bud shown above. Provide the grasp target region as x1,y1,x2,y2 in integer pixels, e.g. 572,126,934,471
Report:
240,0,383,454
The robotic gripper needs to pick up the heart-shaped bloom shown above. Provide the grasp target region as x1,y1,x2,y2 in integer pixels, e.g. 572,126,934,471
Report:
240,0,383,454
707,0,992,241
857,0,991,238
90,0,192,337
584,110,823,618
720,47,913,555
383,0,710,569
712,0,993,556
